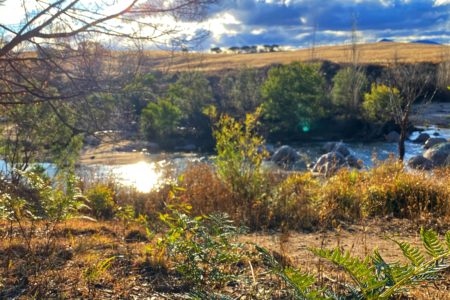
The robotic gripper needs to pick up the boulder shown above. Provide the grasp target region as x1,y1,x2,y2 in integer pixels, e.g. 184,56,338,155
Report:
411,133,430,144
271,145,300,166
322,142,351,157
407,155,433,171
424,137,447,149
423,142,450,167
312,152,347,176
385,131,400,143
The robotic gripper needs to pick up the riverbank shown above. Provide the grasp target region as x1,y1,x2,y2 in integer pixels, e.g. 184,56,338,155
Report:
80,140,152,165
411,102,450,128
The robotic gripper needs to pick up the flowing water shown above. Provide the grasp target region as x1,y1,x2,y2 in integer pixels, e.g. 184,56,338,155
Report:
1,127,449,193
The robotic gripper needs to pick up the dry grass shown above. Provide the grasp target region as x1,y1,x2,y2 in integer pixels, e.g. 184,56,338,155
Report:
2,163,450,298
2,218,450,299
177,162,450,231
140,42,450,72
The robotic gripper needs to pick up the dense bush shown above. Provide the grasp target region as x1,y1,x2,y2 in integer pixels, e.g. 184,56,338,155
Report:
86,184,116,219
261,62,329,137
363,161,449,218
140,98,182,143
331,67,368,115
211,108,271,228
218,67,264,117
269,173,320,230
363,84,402,123
180,163,234,216
319,169,364,226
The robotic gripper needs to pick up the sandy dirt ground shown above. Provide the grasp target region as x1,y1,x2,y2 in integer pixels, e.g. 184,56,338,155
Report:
242,218,450,299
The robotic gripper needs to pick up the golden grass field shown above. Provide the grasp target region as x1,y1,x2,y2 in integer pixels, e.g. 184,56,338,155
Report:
143,42,450,72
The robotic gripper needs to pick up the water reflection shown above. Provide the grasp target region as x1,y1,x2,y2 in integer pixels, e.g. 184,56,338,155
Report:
108,161,162,193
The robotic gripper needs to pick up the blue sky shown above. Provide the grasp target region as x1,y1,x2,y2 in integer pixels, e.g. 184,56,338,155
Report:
0,0,448,50
198,0,450,49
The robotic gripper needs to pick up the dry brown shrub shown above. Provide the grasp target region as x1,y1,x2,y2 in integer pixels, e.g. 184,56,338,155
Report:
364,161,450,219
179,163,235,217
318,169,364,227
269,172,320,231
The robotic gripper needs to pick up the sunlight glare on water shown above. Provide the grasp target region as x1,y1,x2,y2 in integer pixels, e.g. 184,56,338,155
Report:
110,161,162,193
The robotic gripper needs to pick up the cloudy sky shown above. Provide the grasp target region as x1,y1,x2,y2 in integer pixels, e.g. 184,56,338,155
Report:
197,0,450,49
0,0,449,50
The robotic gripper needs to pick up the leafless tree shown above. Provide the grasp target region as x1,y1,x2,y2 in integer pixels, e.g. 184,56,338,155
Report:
347,13,367,113
437,49,450,91
387,63,436,161
0,0,217,144
0,0,216,103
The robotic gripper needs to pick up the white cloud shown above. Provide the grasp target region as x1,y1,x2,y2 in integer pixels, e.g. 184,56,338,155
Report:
251,28,267,35
434,0,450,5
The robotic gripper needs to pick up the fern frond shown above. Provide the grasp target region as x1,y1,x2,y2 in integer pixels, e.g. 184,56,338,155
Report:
420,228,446,258
311,248,384,297
256,245,326,299
391,240,425,266
445,231,450,250
285,267,316,290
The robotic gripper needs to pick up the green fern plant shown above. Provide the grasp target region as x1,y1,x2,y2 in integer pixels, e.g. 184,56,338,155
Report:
312,228,450,299
257,228,450,299
256,245,326,300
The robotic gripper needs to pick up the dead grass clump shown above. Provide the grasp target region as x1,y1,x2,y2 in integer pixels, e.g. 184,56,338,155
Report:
319,169,364,227
180,163,234,216
114,184,171,219
269,173,320,231
364,161,449,218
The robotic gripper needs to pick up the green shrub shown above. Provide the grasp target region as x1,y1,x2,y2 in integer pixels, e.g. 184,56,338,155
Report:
331,67,368,115
140,98,182,142
261,62,328,136
363,84,401,123
150,203,247,290
211,108,270,228
86,184,116,219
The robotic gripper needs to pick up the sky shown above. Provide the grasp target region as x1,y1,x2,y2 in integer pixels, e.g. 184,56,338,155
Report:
198,0,450,49
0,0,449,50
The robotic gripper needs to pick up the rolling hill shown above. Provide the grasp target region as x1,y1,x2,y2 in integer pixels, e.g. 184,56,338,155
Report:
142,42,450,72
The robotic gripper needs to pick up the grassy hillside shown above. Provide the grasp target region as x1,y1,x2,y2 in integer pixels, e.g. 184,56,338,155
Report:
143,42,450,72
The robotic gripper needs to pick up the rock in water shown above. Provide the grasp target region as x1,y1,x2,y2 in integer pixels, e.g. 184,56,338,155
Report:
424,143,450,167
407,155,433,170
322,142,351,157
271,145,300,166
411,133,430,144
312,152,347,176
424,137,447,149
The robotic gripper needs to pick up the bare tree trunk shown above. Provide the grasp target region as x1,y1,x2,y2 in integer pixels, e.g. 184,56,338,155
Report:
398,126,407,161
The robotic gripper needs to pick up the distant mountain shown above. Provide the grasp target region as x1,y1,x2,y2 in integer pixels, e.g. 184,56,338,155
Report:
378,38,394,43
410,40,441,45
